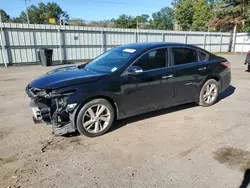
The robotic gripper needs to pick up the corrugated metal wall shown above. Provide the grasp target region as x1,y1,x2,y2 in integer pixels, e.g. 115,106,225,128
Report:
0,23,233,65
234,33,250,53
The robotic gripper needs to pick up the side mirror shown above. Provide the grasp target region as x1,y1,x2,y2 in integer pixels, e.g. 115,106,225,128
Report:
127,66,143,75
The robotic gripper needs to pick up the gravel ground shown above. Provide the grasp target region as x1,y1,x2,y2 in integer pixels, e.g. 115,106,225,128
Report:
0,55,250,188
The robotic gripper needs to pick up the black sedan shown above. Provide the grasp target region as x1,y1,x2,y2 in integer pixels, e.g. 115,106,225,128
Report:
26,42,231,137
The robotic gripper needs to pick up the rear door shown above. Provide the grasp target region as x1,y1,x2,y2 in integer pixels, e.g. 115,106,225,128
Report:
196,50,218,83
169,47,200,102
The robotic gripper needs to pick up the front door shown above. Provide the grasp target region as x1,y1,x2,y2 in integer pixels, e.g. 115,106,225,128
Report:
119,48,174,117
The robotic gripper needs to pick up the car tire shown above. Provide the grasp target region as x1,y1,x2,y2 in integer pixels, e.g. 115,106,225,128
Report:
248,64,250,72
197,79,219,107
76,99,115,137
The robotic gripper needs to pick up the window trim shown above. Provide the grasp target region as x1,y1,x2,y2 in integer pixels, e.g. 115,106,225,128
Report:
121,46,170,76
169,46,200,67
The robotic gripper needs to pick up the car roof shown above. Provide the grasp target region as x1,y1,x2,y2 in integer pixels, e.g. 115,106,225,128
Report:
119,42,198,50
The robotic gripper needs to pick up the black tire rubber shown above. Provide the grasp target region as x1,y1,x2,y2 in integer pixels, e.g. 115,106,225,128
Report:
248,65,250,72
197,79,219,107
76,99,115,137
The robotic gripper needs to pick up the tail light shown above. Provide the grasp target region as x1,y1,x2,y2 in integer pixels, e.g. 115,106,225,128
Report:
220,61,231,70
248,50,250,54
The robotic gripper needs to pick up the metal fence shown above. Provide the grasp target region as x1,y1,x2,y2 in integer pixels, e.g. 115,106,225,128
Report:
0,23,234,66
234,33,250,53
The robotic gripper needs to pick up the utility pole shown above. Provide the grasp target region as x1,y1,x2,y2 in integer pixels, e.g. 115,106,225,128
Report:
24,0,30,24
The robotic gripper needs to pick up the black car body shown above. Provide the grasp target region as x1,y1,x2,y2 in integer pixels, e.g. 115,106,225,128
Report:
26,42,231,137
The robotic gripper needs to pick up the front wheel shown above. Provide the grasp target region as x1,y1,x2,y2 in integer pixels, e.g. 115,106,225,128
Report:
76,99,115,137
197,79,219,107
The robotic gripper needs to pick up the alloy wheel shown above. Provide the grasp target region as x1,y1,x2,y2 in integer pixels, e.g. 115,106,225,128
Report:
203,83,218,104
82,104,111,133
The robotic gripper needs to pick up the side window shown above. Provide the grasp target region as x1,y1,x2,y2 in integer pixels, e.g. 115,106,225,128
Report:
172,48,198,66
134,48,167,71
148,51,157,58
199,51,208,61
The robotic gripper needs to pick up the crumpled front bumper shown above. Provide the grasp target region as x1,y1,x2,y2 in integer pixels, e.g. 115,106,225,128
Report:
30,101,77,136
26,86,77,136
52,111,77,136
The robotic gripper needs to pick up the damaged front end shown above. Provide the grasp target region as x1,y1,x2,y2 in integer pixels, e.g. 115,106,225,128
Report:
26,85,77,136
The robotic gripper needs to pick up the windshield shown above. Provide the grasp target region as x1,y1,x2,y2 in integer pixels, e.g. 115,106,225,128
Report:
85,47,137,73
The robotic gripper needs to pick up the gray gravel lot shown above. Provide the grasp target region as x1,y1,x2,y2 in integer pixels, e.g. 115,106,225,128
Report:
0,54,250,188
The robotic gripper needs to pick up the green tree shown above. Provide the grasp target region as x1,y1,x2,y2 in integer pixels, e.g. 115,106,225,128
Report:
206,0,215,7
175,0,194,31
134,14,151,29
15,2,69,24
171,0,181,8
0,9,11,22
210,0,249,31
114,14,136,28
151,7,174,30
191,0,213,31
244,3,250,32
135,14,150,24
12,17,24,23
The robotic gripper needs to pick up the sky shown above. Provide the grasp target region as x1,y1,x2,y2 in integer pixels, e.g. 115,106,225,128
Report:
1,0,171,21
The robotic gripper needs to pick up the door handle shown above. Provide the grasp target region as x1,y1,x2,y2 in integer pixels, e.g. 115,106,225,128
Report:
198,67,207,71
162,74,173,79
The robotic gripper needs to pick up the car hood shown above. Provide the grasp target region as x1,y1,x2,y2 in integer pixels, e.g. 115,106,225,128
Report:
29,65,106,89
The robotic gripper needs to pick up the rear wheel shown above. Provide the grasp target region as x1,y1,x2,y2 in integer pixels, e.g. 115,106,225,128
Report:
248,64,250,72
197,79,219,107
76,99,115,137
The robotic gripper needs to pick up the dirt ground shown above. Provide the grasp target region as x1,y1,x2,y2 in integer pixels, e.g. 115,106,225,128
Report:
0,55,250,188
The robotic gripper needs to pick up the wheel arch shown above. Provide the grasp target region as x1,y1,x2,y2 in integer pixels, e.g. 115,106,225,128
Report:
201,74,221,91
195,74,221,102
73,95,119,129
